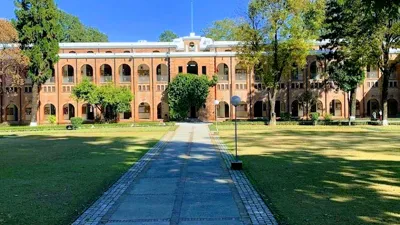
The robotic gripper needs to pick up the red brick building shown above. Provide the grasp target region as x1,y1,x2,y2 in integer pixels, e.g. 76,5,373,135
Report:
1,33,399,124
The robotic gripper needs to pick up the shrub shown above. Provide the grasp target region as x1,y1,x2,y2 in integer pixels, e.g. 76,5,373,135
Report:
324,113,332,121
70,117,83,129
310,112,319,122
47,115,56,124
280,112,291,121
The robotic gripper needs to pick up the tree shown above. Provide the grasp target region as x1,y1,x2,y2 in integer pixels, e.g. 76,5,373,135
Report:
0,19,29,87
320,0,366,122
356,0,400,125
159,30,178,42
202,18,240,41
58,10,108,42
14,0,61,126
168,74,217,120
236,0,325,125
297,91,318,118
72,79,133,121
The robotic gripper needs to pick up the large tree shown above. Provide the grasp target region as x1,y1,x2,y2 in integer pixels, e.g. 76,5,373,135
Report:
0,19,29,87
236,0,325,125
159,30,178,42
168,74,217,120
356,0,400,125
58,10,108,42
14,0,62,126
202,18,240,41
72,79,133,121
321,0,366,122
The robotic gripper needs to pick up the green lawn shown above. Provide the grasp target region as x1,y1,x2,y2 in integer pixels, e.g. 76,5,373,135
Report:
217,125,400,225
0,126,172,225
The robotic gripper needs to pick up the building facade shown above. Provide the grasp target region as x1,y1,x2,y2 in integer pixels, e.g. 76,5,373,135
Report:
1,33,400,124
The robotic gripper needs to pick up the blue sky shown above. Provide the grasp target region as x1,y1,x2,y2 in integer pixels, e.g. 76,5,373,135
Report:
1,0,248,42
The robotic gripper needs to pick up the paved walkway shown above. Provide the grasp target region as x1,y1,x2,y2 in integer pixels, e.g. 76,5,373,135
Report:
74,123,277,225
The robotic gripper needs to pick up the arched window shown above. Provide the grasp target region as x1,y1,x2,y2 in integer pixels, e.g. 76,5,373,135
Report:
310,61,318,79
157,102,169,120
138,102,151,119
138,64,150,83
187,61,198,75
62,65,74,83
119,64,131,82
100,64,112,83
105,51,112,53
291,100,299,117
81,64,93,81
291,64,304,80
69,51,76,54
217,63,229,82
367,65,378,78
217,101,230,118
235,64,247,81
367,99,379,117
156,64,168,82
87,51,94,53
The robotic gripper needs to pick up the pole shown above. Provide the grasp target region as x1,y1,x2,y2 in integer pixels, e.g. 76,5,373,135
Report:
215,105,218,132
235,106,238,161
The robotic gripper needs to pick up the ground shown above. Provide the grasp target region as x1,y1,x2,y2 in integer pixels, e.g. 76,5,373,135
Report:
217,125,400,225
0,126,172,225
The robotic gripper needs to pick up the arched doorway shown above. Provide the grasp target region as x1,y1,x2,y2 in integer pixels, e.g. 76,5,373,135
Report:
254,101,263,118
356,100,361,117
275,101,281,117
388,99,398,118
311,100,323,116
291,100,299,117
24,104,32,121
44,104,56,120
157,103,169,120
81,64,93,81
82,104,95,120
217,63,229,81
63,103,75,120
139,102,150,119
236,102,248,118
187,61,198,75
217,101,229,118
367,99,379,117
156,64,168,82
6,104,18,121
119,64,131,82
330,99,342,116
138,64,150,83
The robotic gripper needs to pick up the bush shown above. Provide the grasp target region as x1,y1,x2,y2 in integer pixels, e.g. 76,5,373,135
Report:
324,113,332,121
280,112,291,121
47,115,56,124
70,117,83,129
310,112,319,123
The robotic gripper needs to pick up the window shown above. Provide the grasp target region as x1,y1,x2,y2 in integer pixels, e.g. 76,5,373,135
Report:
69,51,76,54
189,42,195,51
106,51,112,53
87,51,94,53
24,87,32,93
178,66,183,73
124,50,130,53
202,66,207,75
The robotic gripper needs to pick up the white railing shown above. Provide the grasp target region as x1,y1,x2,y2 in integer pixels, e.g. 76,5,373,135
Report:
120,76,131,83
367,71,378,78
100,76,112,83
218,75,229,82
139,76,150,83
157,75,168,82
235,73,247,81
62,76,74,84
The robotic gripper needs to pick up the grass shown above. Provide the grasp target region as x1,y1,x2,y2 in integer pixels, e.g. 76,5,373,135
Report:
0,126,173,225
217,125,400,225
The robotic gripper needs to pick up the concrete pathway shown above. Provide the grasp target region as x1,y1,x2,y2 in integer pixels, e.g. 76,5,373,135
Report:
100,123,251,225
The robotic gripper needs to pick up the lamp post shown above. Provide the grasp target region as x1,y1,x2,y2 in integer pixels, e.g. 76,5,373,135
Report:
214,100,220,132
231,95,242,170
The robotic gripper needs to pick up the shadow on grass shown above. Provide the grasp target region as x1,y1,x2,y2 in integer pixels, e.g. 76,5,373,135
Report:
221,128,400,225
0,133,162,225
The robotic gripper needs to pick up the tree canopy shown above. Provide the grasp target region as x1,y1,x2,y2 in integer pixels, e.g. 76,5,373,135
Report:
72,79,133,121
168,74,217,120
159,30,178,42
58,10,108,42
14,0,61,125
202,18,240,41
236,0,325,125
0,19,29,87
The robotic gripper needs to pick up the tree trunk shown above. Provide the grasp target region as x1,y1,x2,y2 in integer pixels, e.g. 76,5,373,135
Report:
268,89,277,126
30,82,39,126
381,69,389,126
349,88,357,124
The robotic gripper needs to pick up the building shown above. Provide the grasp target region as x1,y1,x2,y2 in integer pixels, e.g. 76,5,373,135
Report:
1,33,399,124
